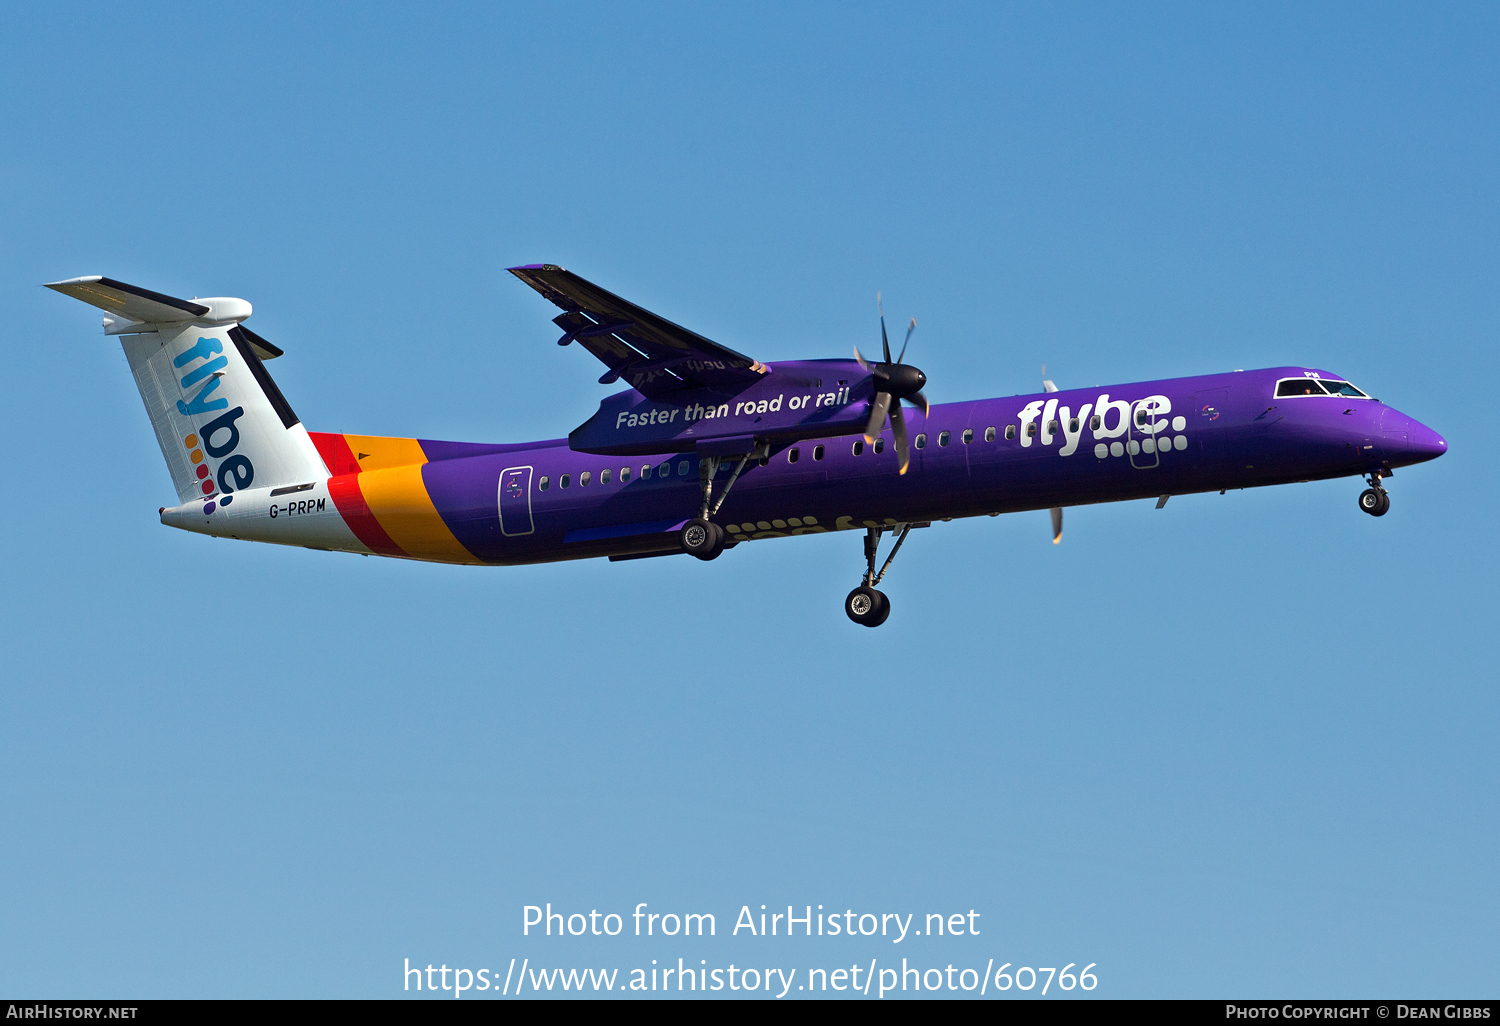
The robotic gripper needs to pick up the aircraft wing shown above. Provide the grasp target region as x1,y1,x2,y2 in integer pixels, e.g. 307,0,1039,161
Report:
508,265,766,399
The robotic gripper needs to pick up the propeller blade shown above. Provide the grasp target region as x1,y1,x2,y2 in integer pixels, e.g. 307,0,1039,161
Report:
1050,507,1063,544
1042,363,1058,393
905,390,930,417
890,401,910,475
897,317,915,364
864,391,892,445
880,311,891,364
853,345,872,372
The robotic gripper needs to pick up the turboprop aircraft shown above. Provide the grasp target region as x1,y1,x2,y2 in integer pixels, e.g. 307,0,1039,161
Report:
48,266,1447,626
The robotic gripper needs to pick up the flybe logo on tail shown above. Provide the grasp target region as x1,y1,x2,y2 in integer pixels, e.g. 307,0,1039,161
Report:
174,336,255,514
174,336,229,415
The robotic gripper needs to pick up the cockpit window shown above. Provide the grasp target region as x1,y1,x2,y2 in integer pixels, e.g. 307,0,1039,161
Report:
1276,378,1330,397
1321,380,1369,398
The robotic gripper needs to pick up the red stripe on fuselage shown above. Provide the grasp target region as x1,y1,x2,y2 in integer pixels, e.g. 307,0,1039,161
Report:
327,473,406,556
309,432,407,556
309,431,363,477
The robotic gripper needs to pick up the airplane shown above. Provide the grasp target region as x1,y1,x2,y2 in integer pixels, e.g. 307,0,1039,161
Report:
48,266,1447,627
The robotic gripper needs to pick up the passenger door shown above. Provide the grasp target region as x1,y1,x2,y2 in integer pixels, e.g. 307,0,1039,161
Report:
1193,388,1230,468
498,465,535,536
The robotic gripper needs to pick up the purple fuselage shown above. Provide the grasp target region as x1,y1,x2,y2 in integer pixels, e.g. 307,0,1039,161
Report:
412,364,1446,565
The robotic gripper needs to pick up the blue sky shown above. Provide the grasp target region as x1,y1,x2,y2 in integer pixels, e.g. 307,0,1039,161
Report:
2,2,1496,998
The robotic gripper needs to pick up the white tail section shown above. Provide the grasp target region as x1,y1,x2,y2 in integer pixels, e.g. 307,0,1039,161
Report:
49,277,327,505
123,324,327,504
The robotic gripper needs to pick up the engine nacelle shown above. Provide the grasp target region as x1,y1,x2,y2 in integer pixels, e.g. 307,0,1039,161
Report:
568,359,874,456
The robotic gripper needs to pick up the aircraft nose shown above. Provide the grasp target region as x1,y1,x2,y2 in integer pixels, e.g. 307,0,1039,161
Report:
1408,419,1448,461
1379,407,1447,466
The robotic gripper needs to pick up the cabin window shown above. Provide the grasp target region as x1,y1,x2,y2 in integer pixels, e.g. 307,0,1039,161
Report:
678,461,690,476
915,433,926,449
873,438,884,454
1321,380,1369,398
560,474,571,489
962,428,974,444
1135,409,1149,425
1026,423,1037,437
1004,425,1016,440
984,426,996,442
788,447,800,463
852,440,864,456
813,444,825,460
659,463,672,478
939,430,951,446
620,467,630,482
539,475,550,491
1090,415,1101,430
601,469,612,484
580,471,591,486
640,464,652,480
1276,378,1329,397
1048,420,1060,432
1068,417,1080,433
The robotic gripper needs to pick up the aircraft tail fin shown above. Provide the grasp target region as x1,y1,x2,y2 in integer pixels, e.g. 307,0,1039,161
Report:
48,276,328,507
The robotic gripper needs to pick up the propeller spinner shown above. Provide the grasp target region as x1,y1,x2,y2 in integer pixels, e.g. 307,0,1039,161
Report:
854,293,929,475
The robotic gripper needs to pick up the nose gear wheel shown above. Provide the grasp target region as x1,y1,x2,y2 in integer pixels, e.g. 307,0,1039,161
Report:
1358,470,1390,517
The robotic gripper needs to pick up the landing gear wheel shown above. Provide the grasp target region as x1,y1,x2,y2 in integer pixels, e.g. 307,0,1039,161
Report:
1359,488,1389,517
845,585,891,627
680,518,725,560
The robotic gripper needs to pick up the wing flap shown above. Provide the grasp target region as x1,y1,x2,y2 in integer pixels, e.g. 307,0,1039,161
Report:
510,264,767,398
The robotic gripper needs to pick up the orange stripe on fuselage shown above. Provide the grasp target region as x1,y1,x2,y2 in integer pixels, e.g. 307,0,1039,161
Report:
328,473,405,556
308,431,481,564
356,463,483,564
341,434,429,473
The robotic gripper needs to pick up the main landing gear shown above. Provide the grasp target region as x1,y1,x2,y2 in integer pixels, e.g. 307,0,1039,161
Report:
1358,469,1390,517
680,518,725,559
678,446,765,560
845,524,914,627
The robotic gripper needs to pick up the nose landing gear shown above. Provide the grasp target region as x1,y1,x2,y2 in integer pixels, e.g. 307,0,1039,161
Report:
1358,470,1390,517
845,523,914,627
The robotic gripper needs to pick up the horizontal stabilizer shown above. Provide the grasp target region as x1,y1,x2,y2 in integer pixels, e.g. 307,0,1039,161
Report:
45,276,282,359
46,276,210,323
